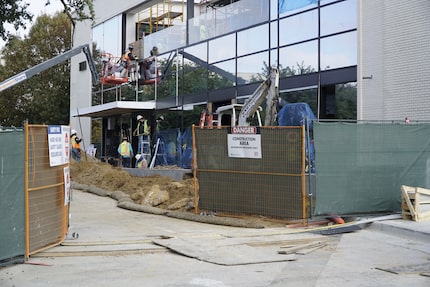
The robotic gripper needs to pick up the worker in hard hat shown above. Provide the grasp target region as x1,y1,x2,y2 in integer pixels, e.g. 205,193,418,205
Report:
120,45,137,78
70,129,82,163
135,154,147,169
133,115,151,155
117,136,134,168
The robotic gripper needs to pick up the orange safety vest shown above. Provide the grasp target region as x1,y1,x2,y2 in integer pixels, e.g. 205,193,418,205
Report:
71,135,80,149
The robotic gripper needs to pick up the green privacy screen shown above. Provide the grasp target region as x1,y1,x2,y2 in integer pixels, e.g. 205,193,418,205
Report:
313,122,430,215
0,129,25,266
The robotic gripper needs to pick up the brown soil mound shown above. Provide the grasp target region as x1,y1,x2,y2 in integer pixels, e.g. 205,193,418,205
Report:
71,160,195,211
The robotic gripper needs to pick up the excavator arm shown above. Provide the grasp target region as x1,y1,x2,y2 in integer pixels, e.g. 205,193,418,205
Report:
0,44,99,93
237,67,279,126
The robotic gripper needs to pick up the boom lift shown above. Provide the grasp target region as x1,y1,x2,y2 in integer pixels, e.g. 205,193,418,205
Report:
0,44,99,93
201,67,279,128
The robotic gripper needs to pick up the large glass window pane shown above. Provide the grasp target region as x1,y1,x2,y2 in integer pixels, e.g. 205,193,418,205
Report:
237,51,269,84
280,88,318,115
321,0,357,36
92,16,122,56
209,34,236,63
320,31,357,70
279,40,318,76
208,59,236,89
183,42,207,64
237,24,269,56
279,9,318,46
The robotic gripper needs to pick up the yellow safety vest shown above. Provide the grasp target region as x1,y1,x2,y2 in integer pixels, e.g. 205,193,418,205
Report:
119,141,131,157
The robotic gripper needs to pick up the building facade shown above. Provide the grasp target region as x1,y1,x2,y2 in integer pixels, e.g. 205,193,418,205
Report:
69,0,430,159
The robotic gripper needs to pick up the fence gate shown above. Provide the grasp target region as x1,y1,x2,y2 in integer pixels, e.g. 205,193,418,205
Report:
26,124,69,256
193,125,307,220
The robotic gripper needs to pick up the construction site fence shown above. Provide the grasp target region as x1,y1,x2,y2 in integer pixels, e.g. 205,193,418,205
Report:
313,122,430,215
0,124,69,267
193,125,308,220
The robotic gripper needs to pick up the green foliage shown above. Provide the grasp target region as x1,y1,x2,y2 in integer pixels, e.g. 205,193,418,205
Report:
0,1,94,42
0,13,72,126
0,0,32,41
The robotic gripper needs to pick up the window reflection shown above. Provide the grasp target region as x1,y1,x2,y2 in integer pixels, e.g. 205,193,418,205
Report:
209,34,236,63
237,24,268,56
321,0,357,36
208,59,236,89
237,51,269,84
279,10,318,46
92,16,122,56
279,40,318,75
320,31,357,70
184,42,208,64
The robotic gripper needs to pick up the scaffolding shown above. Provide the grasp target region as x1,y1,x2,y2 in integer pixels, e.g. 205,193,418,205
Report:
137,0,184,39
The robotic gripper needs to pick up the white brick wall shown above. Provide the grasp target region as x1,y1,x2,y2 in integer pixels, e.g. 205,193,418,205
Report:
359,0,430,121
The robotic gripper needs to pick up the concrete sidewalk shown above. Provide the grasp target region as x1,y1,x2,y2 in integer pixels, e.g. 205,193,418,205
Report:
1,190,429,287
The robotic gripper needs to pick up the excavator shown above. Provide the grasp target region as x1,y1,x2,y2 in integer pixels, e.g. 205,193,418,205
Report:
200,67,279,128
0,44,99,93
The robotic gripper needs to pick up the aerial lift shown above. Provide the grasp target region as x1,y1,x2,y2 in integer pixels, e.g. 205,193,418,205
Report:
0,44,99,93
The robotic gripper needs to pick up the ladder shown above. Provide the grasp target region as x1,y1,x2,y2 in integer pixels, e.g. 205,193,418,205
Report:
149,138,168,168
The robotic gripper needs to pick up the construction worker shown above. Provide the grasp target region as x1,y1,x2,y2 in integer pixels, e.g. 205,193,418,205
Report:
133,115,151,154
135,154,147,169
70,129,82,163
120,45,137,78
117,136,134,168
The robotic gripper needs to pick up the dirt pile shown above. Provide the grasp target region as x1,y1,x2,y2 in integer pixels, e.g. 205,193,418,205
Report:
71,160,195,211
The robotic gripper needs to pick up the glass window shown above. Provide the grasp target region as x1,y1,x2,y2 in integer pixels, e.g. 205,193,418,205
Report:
237,51,269,84
92,16,122,57
280,88,318,115
183,42,208,65
237,24,269,56
321,0,357,36
320,31,357,70
278,0,318,17
208,59,236,89
279,40,318,76
209,34,236,63
279,9,318,46
335,82,357,120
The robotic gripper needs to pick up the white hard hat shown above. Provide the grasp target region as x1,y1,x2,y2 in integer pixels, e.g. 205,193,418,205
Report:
137,115,143,120
135,154,141,160
159,115,164,121
71,129,77,135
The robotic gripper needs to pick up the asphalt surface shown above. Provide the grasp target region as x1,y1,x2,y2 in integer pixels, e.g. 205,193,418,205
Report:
1,189,429,287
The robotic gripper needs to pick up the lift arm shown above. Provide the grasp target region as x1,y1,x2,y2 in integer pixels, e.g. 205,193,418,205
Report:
237,67,279,126
0,44,99,93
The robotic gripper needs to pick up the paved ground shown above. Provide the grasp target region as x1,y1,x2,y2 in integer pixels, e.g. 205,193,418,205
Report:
1,189,429,287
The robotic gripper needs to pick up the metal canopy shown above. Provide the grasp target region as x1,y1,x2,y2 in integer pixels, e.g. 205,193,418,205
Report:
71,101,156,118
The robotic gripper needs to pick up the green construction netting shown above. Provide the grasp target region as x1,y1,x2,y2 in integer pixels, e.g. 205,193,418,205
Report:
0,129,25,266
313,122,430,215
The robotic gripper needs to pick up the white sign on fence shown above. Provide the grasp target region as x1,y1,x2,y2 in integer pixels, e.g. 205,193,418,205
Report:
227,126,262,159
48,125,70,167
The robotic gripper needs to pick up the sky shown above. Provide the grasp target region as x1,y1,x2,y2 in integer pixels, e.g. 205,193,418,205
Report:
1,0,64,49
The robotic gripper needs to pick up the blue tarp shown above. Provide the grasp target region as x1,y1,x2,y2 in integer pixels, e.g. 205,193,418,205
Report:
277,102,316,128
278,102,316,173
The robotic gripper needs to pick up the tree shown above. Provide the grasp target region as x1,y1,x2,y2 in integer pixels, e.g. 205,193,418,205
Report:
0,0,94,42
0,13,72,126
0,0,32,41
